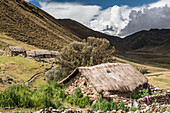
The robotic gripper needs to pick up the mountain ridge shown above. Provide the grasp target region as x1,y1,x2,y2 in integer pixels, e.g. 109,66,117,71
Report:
0,0,127,51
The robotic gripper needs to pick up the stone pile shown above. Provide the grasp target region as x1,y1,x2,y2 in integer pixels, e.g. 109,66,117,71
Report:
149,84,168,95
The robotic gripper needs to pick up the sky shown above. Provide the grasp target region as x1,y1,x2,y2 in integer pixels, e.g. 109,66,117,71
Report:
26,0,170,37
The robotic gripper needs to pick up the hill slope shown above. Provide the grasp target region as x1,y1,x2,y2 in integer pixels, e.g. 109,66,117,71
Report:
0,0,126,51
122,29,170,53
0,0,81,50
0,33,38,50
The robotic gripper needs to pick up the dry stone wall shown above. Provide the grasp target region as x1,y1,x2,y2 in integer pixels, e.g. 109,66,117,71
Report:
65,74,98,100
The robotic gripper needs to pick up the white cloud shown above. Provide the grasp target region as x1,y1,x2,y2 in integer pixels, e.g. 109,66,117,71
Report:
120,5,170,36
38,0,170,37
39,2,101,24
88,0,170,37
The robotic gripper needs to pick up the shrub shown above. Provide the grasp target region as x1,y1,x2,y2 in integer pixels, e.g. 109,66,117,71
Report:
92,95,118,112
78,96,91,108
110,101,118,111
0,84,33,108
119,101,128,112
46,37,115,81
66,88,91,108
132,88,150,99
136,67,149,74
0,83,66,109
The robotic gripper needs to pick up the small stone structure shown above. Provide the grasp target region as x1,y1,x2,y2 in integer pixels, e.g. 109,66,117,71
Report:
59,63,148,100
26,50,59,58
3,45,26,57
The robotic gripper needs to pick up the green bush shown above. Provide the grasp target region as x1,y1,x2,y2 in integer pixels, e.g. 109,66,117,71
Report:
132,89,150,99
92,95,118,112
0,84,33,108
0,82,66,109
78,96,91,108
66,88,91,108
46,37,115,81
119,101,128,112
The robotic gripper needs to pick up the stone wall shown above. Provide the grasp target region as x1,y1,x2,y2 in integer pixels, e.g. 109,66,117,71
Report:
65,74,98,100
138,93,170,105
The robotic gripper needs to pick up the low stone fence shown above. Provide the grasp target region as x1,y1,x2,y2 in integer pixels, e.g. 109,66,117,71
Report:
137,93,170,105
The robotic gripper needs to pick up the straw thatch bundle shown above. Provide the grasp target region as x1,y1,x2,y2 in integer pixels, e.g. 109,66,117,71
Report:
59,63,148,93
9,46,26,52
26,50,59,57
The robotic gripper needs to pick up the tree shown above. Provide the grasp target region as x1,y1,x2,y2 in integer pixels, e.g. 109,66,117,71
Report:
45,37,115,81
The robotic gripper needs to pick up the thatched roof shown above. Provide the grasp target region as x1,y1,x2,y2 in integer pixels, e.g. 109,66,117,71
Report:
26,50,59,56
50,51,59,56
59,63,148,93
9,46,26,52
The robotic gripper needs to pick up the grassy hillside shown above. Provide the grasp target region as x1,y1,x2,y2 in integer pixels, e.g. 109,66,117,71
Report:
0,0,81,50
121,29,170,53
0,0,127,51
0,56,50,90
0,33,38,50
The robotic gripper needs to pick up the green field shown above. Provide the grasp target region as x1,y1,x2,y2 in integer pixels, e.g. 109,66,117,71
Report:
0,56,50,90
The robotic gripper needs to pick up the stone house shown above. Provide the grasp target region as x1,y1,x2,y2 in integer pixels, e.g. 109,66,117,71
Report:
59,63,148,100
3,45,26,57
26,50,59,58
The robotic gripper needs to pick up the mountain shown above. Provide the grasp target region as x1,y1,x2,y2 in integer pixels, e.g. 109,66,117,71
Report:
0,0,126,51
121,29,170,53
57,19,127,51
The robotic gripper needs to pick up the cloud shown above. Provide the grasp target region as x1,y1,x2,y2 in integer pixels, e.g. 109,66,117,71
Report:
88,0,170,37
37,0,170,37
120,5,170,36
39,2,101,24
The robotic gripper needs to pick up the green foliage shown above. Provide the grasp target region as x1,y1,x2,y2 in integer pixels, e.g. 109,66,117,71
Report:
0,84,32,108
136,67,149,74
161,106,166,112
66,88,91,108
92,95,118,112
45,65,62,81
46,37,115,81
119,101,128,112
130,107,138,112
132,89,150,99
0,83,65,109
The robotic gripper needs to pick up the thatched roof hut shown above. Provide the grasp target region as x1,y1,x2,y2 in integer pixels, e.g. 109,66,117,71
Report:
59,63,148,98
3,46,26,56
26,50,59,58
8,46,26,52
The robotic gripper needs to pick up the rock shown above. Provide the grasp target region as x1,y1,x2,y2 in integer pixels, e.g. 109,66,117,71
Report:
116,110,123,113
39,109,43,113
0,78,3,83
49,107,53,111
7,76,13,81
97,110,103,113
112,110,116,113
146,106,150,111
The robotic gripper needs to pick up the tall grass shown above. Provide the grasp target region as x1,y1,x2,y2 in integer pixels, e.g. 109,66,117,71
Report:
0,83,65,109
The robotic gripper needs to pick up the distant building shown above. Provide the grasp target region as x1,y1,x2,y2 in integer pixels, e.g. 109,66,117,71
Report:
3,45,26,57
26,50,59,58
59,63,148,100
